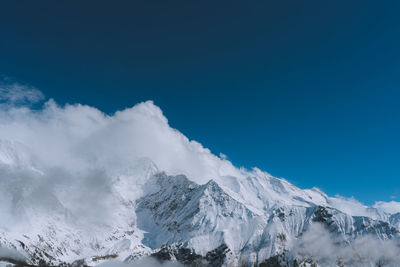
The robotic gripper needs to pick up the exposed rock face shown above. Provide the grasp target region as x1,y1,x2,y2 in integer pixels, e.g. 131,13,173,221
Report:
150,243,230,267
134,174,400,267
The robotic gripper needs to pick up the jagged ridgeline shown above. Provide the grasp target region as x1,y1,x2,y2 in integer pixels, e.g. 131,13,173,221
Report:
0,101,399,267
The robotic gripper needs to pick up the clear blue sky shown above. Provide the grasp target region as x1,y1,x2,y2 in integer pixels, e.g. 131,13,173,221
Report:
1,1,399,204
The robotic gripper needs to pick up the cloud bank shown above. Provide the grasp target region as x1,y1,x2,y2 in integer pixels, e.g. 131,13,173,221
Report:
0,94,239,183
0,82,244,233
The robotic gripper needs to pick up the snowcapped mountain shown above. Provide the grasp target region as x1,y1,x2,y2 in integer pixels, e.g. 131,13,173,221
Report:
0,100,399,267
1,149,399,266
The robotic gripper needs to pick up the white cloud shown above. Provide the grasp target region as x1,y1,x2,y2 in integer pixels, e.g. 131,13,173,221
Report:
295,223,400,266
0,86,243,232
0,82,44,105
328,195,372,217
0,98,240,182
373,201,400,214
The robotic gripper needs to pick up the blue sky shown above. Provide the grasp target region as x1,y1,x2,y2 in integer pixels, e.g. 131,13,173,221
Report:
0,1,399,204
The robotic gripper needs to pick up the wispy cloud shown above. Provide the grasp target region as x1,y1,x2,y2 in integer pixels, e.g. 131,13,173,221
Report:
294,223,400,266
0,81,44,105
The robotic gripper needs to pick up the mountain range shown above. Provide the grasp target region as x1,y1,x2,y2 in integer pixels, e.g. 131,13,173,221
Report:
0,101,399,267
